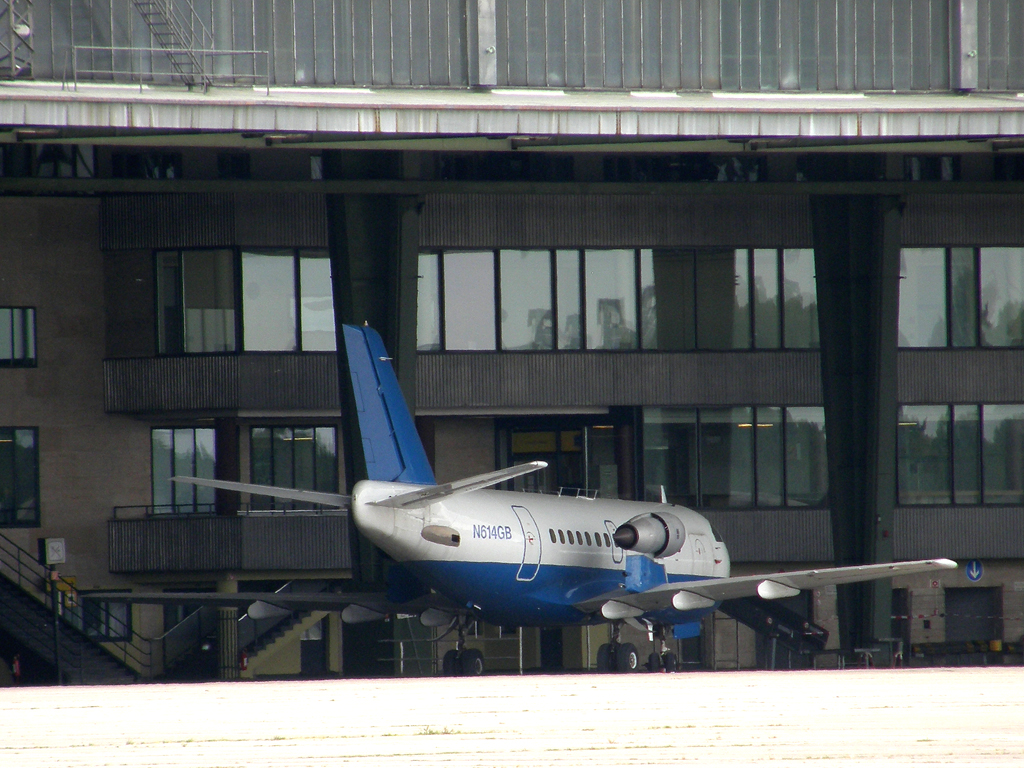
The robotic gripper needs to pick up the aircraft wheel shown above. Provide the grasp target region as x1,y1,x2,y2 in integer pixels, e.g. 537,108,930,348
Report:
661,652,677,673
459,648,485,676
596,643,614,672
441,649,459,676
647,652,662,672
616,642,639,673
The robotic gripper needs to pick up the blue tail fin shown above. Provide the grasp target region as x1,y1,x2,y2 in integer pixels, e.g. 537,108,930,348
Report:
342,325,436,485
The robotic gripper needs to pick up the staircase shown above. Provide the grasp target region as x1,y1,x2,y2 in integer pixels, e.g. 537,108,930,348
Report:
0,533,143,684
130,0,213,89
719,596,829,669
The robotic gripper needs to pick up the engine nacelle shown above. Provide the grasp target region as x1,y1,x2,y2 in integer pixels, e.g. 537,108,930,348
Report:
613,512,687,558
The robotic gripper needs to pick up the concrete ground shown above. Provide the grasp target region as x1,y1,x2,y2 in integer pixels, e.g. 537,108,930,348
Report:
1,667,1021,767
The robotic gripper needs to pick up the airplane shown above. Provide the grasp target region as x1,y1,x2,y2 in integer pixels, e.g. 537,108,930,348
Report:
88,324,957,675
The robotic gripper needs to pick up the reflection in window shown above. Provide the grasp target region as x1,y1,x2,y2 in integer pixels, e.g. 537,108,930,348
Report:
151,428,215,514
898,405,951,504
299,252,336,351
950,248,978,347
250,426,338,510
640,249,695,351
980,248,1024,347
417,253,441,351
982,404,1024,504
697,250,749,350
0,428,38,526
784,407,828,507
556,250,581,350
643,406,824,509
899,249,947,347
0,307,36,366
500,250,553,350
700,407,753,508
157,250,236,354
952,405,980,504
444,251,496,350
752,249,780,348
243,250,297,351
585,250,637,350
783,249,819,349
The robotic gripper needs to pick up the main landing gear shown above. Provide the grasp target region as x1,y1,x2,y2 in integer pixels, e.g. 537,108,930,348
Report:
595,622,677,673
440,615,485,677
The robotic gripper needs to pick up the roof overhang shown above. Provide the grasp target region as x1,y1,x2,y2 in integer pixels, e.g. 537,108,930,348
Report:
4,83,1024,150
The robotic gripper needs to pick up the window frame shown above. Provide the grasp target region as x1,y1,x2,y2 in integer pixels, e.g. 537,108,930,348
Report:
0,306,37,367
0,426,40,527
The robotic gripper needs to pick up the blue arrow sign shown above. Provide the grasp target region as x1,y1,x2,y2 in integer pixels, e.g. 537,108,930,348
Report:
966,560,983,582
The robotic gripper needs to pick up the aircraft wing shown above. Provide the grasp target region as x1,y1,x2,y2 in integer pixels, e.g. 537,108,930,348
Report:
578,558,957,616
82,589,458,617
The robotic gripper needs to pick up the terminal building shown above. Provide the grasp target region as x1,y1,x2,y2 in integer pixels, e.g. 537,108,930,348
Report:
1,0,1024,681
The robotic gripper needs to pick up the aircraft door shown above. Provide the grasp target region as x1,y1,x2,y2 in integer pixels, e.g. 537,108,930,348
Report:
691,534,712,576
512,505,541,582
604,520,623,564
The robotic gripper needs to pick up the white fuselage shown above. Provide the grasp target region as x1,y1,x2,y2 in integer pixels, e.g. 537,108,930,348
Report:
353,480,730,627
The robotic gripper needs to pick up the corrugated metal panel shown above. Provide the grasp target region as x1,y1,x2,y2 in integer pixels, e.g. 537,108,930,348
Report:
895,507,1024,559
100,194,234,250
233,193,328,247
102,194,328,251
496,0,950,91
416,351,821,409
898,349,1024,404
237,354,340,411
702,509,833,562
240,516,350,570
421,194,812,248
903,195,1024,246
104,354,339,413
109,515,351,573
977,0,1024,91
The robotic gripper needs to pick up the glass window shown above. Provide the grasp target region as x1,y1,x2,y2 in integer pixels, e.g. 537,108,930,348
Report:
982,404,1024,503
952,405,980,504
782,249,819,349
157,250,236,354
643,408,698,506
700,407,753,508
0,428,38,526
696,250,749,350
243,249,297,352
585,250,637,350
299,251,336,351
556,250,581,350
417,253,441,351
640,249,696,351
897,405,951,505
755,406,783,506
752,250,781,349
980,248,1024,346
500,250,553,350
250,426,338,510
785,407,827,506
899,249,947,347
0,308,36,366
950,248,978,347
151,428,215,514
444,251,496,350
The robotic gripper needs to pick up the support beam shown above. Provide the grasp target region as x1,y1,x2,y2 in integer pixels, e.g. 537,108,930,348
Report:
811,195,902,652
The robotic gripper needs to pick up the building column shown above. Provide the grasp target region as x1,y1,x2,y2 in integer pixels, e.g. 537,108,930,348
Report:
217,579,239,680
811,194,902,651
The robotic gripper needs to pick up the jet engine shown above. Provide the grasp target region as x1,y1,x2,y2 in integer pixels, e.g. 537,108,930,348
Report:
613,512,686,558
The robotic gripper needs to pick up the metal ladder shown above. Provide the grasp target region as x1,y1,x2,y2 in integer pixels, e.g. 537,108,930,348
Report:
130,0,213,89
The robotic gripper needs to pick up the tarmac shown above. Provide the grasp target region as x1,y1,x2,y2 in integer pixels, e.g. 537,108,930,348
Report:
1,667,1022,767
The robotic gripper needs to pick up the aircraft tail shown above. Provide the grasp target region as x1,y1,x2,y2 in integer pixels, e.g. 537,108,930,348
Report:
343,324,436,485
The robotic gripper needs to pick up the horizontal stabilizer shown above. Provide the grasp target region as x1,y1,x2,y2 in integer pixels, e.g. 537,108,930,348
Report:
370,461,548,509
172,476,350,509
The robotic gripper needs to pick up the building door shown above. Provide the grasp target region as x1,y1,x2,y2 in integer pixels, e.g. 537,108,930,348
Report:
945,587,1001,643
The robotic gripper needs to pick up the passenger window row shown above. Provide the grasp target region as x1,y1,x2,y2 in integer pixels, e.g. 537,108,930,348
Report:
549,528,612,548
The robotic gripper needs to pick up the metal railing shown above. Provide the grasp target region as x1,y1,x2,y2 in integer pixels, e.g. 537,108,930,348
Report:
111,503,344,519
0,530,153,678
70,46,269,92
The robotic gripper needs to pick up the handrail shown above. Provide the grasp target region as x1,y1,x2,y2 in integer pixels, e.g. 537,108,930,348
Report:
0,530,153,677
71,46,270,93
111,504,343,519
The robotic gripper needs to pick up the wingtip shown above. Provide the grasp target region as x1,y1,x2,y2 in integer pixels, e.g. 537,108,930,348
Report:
933,558,958,569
